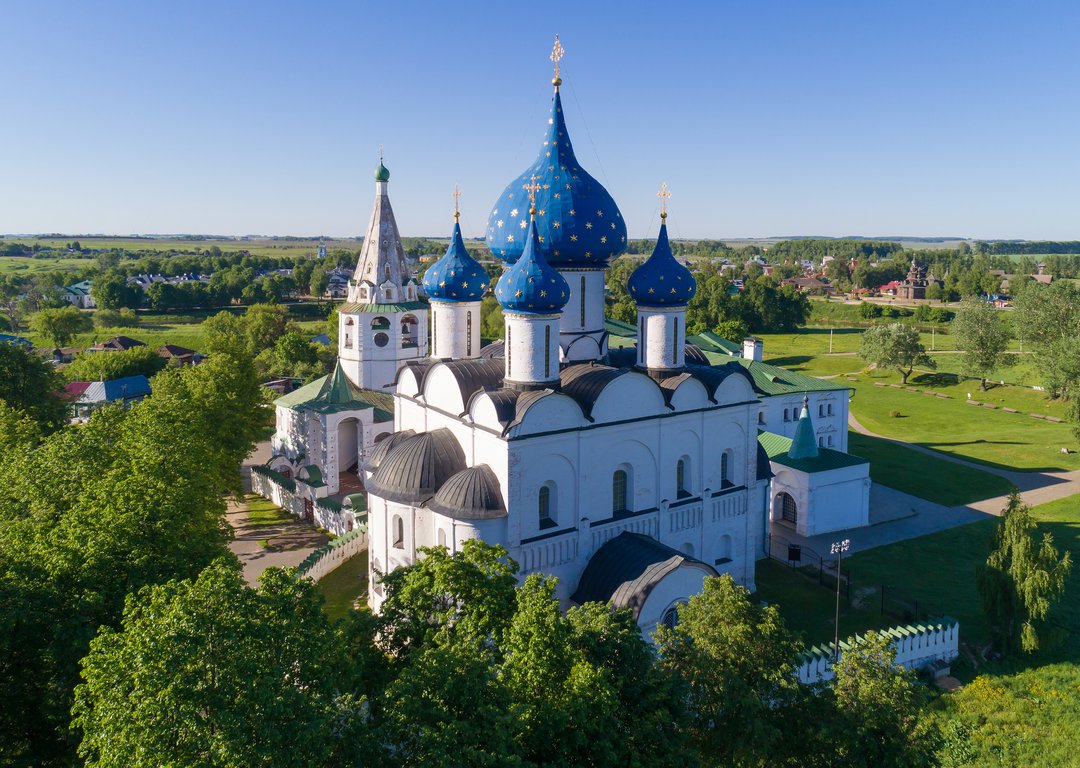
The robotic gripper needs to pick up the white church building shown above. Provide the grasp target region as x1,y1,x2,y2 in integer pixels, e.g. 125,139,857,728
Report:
265,56,870,633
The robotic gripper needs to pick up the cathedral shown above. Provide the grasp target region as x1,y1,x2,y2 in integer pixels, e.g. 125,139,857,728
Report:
267,41,870,633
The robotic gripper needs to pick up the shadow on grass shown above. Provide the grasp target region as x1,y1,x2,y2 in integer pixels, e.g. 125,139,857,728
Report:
910,371,962,387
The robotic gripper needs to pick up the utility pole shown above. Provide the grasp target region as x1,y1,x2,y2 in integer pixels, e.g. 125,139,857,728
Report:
831,538,851,663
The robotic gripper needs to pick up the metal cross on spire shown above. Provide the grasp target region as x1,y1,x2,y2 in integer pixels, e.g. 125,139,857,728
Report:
379,144,384,162
550,35,565,86
452,184,461,221
657,182,671,220
523,175,541,215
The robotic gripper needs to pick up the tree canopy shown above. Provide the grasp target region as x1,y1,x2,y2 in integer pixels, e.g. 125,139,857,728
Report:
858,323,935,384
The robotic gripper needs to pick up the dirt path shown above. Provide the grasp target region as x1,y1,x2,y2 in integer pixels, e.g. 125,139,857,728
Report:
227,497,329,586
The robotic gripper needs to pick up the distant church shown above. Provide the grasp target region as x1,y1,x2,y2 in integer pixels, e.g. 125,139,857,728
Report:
266,41,870,633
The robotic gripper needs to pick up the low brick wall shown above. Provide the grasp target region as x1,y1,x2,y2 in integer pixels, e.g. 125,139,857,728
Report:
797,617,959,684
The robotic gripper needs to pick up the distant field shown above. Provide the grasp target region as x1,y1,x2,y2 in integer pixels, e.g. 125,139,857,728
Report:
2,236,357,260
0,256,92,275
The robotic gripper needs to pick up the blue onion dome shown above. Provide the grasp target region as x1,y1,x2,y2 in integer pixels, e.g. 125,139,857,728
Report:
627,218,696,307
495,215,569,314
422,219,488,302
485,87,626,268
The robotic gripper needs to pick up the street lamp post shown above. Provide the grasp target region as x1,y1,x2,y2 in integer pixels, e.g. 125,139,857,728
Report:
830,538,851,663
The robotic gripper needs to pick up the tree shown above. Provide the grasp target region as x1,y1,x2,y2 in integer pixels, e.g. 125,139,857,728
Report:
0,341,67,432
65,346,167,383
858,323,935,384
1012,281,1080,397
655,575,803,766
90,271,141,310
309,269,330,298
951,298,1011,390
977,490,1072,654
480,296,505,340
30,305,92,347
73,561,366,768
829,630,940,767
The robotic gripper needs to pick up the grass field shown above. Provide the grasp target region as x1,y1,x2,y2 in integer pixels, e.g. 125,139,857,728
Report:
848,432,1015,506
0,255,92,275
848,370,1079,472
2,236,348,260
317,550,369,622
243,494,295,527
755,493,1080,655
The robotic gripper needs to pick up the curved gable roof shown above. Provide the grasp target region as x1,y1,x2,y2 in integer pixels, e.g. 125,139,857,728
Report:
427,465,507,520
572,532,718,619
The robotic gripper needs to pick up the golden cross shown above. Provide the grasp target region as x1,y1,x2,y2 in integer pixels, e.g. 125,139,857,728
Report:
452,184,461,220
657,182,671,219
550,35,565,84
379,144,384,162
523,175,541,214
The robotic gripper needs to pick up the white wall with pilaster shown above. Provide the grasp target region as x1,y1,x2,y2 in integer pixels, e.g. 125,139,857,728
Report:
430,300,481,359
503,312,561,387
558,269,607,362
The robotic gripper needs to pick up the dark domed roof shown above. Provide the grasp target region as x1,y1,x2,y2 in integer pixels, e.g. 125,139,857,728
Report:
362,429,415,472
495,217,569,315
421,220,488,303
485,87,626,268
427,465,507,520
366,429,466,505
627,222,696,307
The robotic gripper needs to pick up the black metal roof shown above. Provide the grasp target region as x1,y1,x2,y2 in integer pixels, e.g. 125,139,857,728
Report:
420,358,505,411
362,429,415,471
572,532,718,619
560,364,627,418
684,343,711,366
478,339,505,360
365,428,467,505
427,465,507,520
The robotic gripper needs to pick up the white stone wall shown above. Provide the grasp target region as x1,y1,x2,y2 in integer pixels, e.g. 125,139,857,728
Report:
637,306,687,371
797,619,960,684
769,461,871,537
430,300,481,360
339,309,428,392
503,312,561,386
759,391,850,453
558,269,607,362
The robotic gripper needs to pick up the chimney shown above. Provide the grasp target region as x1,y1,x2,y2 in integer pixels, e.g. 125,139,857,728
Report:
742,337,763,362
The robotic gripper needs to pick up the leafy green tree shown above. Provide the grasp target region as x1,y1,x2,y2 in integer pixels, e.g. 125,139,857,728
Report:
93,307,140,328
65,346,167,382
977,490,1072,654
480,295,505,340
73,561,367,768
951,298,1011,390
1012,281,1080,397
829,630,940,767
858,323,935,384
377,540,519,660
90,271,141,310
655,575,803,766
30,305,92,346
0,354,264,763
309,268,330,298
0,341,67,432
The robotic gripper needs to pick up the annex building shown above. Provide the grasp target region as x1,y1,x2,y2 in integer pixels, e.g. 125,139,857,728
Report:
266,46,870,632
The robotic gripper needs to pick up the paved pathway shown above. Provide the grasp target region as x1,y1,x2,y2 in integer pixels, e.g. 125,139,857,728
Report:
770,415,1080,558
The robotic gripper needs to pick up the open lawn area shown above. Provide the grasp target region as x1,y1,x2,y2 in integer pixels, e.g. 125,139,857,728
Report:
848,432,1015,506
848,370,1079,472
242,494,295,527
0,255,92,275
317,550,369,622
755,493,1080,656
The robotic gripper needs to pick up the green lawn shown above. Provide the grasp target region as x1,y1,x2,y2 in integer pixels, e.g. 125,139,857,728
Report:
756,493,1080,656
848,371,1079,472
0,255,92,275
317,550,369,621
243,494,294,527
848,432,1015,506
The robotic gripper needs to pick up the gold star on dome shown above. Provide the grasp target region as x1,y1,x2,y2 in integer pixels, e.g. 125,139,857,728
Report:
461,281,469,288
439,281,446,287
538,209,545,216
569,209,576,215
597,210,603,217
585,222,592,229
510,208,519,217
600,236,607,243
552,221,561,229
570,234,578,241
671,287,677,294
538,235,545,243
515,290,523,297
611,223,616,229
565,183,571,190
507,235,514,243
497,220,504,228
540,290,547,297
554,192,561,199
520,220,527,229
648,287,655,294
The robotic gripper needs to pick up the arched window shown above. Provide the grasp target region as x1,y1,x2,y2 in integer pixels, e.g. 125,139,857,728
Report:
392,515,404,549
437,528,447,549
717,534,733,564
676,457,690,499
721,452,730,486
612,469,629,513
662,604,680,630
758,411,766,425
780,492,798,524
538,484,555,529
371,316,390,330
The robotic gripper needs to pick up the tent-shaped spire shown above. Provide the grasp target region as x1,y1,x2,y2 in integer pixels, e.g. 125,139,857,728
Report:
315,360,364,405
788,394,819,460
349,160,411,303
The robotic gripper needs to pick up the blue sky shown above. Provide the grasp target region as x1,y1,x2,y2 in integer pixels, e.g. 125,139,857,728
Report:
3,1,1079,240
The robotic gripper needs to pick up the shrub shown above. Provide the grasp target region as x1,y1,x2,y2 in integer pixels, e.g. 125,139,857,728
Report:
890,410,902,418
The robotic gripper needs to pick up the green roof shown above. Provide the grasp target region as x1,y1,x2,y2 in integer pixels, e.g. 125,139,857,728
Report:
758,431,868,473
689,331,741,355
375,162,390,182
274,363,394,420
339,301,427,314
788,401,819,459
301,465,325,487
604,317,637,338
344,493,367,511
